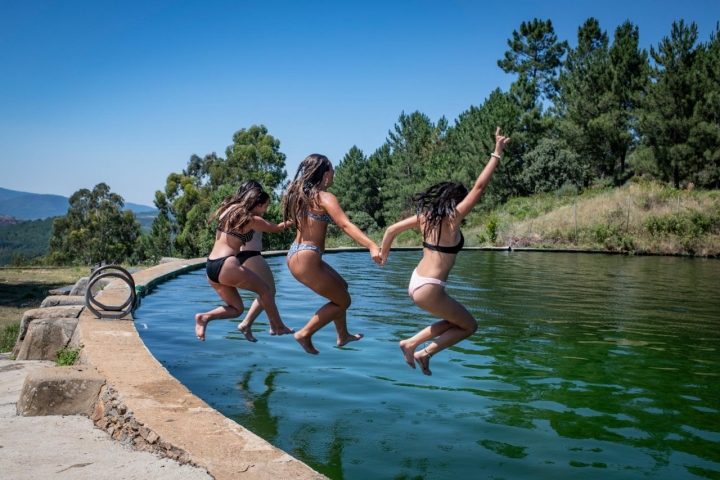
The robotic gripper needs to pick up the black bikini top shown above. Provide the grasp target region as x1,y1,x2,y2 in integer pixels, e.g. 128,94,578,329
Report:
217,228,254,244
423,231,464,254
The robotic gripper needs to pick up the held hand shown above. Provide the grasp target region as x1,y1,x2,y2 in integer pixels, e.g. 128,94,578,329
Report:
494,127,510,155
379,248,389,267
370,244,382,266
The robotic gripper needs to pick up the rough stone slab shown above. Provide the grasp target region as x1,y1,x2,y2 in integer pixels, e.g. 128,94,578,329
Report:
48,285,73,296
16,365,105,417
40,295,86,308
69,277,90,296
16,318,78,361
18,305,84,342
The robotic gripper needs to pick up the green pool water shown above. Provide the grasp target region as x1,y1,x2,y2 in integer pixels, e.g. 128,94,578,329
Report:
136,251,720,479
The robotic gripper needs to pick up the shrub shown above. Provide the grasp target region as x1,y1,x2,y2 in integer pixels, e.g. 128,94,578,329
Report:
644,211,720,238
486,218,499,244
56,345,82,366
520,138,585,194
0,323,20,353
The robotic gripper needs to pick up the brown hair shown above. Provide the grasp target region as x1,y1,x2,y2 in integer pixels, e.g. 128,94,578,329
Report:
281,154,332,231
209,181,270,236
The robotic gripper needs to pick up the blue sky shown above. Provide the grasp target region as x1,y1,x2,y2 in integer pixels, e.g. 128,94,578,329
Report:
1,0,718,206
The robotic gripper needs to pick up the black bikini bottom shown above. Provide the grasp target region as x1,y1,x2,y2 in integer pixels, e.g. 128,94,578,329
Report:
206,251,262,283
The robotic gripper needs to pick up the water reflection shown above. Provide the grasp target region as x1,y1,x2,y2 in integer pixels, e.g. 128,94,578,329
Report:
136,252,720,479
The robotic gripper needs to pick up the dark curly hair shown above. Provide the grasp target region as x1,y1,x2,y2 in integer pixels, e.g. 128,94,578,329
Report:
412,182,468,243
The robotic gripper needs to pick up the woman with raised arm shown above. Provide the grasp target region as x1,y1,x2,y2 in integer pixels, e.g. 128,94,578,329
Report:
283,154,382,354
380,127,510,375
195,183,294,341
234,180,295,341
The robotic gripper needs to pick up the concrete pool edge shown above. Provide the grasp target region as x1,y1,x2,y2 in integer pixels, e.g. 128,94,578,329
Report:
72,257,326,480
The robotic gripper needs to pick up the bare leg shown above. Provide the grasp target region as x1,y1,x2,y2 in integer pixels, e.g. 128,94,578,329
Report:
219,261,286,334
195,280,244,341
237,255,294,337
287,251,361,354
402,284,478,375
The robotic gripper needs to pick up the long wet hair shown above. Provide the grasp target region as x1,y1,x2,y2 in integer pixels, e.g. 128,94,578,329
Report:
412,182,468,243
209,179,270,237
282,154,332,231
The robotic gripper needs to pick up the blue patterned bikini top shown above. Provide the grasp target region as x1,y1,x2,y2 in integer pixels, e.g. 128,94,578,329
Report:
301,212,333,223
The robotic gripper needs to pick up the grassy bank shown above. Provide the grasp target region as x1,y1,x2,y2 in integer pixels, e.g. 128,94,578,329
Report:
329,182,720,257
0,267,86,352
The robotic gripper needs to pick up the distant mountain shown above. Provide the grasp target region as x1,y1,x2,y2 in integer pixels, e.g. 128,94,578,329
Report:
0,187,157,220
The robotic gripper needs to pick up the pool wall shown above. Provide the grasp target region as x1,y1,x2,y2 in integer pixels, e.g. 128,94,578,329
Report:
70,256,325,480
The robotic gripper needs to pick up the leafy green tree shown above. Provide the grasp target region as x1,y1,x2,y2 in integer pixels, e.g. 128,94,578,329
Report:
158,125,289,258
215,125,287,191
639,20,702,187
49,183,141,265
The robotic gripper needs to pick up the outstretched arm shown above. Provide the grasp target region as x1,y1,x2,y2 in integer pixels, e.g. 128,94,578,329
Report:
380,215,420,266
455,127,510,221
249,216,291,234
320,191,381,264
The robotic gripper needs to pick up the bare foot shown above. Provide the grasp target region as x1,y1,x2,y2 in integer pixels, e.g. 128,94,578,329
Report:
399,340,416,369
414,351,432,376
195,314,209,341
337,333,363,347
295,332,320,355
272,324,296,336
237,323,257,342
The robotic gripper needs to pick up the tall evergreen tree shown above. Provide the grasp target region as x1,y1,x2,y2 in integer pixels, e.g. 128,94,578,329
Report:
608,21,649,177
140,190,173,262
690,22,720,188
498,18,568,102
639,20,701,187
498,19,567,158
441,89,523,202
381,111,447,222
331,145,386,229
556,18,613,184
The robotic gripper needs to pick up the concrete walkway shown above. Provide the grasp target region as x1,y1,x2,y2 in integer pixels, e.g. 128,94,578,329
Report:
0,354,212,480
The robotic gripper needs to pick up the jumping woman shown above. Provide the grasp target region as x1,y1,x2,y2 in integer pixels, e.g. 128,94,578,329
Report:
195,183,294,341
283,154,382,354
380,127,510,375
233,180,295,341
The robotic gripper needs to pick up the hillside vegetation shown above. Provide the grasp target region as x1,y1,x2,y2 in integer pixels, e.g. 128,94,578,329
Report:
0,217,55,265
479,182,720,256
328,182,720,257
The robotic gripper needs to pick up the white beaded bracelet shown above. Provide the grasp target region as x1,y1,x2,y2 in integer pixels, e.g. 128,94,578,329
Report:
490,153,501,160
